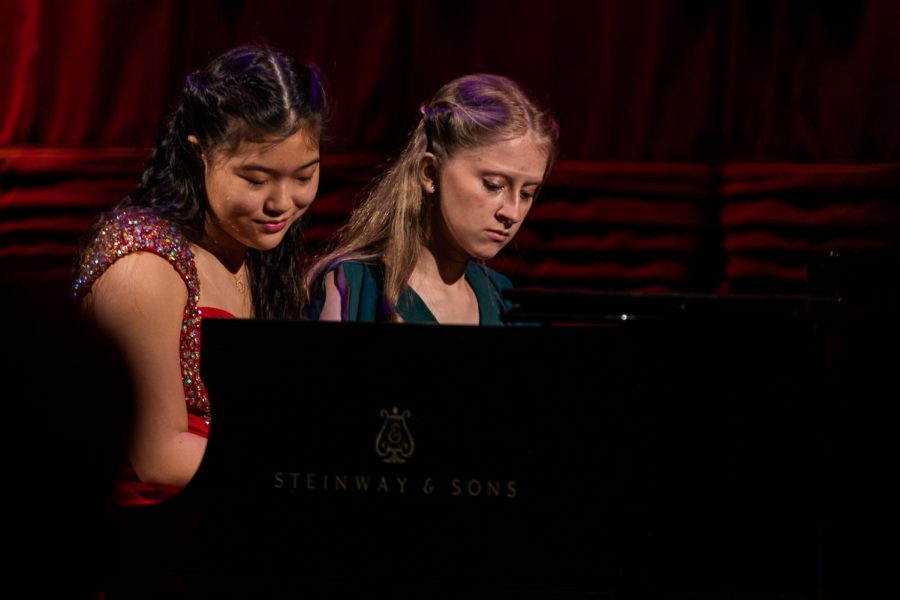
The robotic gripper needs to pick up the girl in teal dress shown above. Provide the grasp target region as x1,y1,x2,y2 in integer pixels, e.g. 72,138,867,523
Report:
306,74,558,324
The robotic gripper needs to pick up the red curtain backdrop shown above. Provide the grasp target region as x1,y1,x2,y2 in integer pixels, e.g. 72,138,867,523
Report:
2,0,899,292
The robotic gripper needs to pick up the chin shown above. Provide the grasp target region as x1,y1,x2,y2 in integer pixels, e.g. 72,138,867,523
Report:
250,236,288,252
468,246,503,261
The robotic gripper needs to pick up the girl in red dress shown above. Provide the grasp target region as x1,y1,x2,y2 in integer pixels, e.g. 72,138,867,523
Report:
74,44,327,504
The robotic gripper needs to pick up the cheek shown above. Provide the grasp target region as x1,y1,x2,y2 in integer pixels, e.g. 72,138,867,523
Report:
208,188,259,219
441,180,483,221
440,196,473,234
230,195,260,215
297,180,320,208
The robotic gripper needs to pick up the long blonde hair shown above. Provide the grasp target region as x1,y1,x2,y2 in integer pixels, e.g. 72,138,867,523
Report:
306,73,558,319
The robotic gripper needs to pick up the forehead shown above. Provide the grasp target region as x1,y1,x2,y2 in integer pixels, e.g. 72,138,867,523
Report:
216,128,319,167
449,133,548,181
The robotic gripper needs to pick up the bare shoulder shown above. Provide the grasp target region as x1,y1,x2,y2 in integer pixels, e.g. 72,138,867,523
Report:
89,252,188,331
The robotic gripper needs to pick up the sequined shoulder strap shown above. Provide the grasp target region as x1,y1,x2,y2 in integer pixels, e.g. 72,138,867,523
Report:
74,210,199,297
74,210,209,422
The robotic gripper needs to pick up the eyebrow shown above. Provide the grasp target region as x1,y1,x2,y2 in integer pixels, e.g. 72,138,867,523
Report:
236,157,320,175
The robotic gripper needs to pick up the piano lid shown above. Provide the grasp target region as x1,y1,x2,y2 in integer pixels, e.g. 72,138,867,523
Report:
104,315,839,597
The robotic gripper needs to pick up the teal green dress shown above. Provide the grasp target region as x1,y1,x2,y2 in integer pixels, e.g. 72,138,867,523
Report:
306,260,514,324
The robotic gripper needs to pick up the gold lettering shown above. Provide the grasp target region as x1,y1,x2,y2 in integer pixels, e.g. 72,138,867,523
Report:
273,472,516,496
355,475,371,492
506,480,517,499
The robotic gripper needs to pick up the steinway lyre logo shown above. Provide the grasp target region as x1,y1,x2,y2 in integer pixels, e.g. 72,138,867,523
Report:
375,407,414,464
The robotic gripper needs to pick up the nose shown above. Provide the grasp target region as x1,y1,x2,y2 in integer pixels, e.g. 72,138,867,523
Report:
496,192,525,228
264,181,292,215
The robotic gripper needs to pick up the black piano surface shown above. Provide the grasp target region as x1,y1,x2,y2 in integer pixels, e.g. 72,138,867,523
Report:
101,289,896,598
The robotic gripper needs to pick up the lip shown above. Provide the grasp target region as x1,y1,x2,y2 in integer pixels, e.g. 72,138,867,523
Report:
255,219,289,234
485,229,511,243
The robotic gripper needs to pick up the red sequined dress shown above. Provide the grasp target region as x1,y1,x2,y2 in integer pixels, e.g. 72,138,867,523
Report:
74,208,234,505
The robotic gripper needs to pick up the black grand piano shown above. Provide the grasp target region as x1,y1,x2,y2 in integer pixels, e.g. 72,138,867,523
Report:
100,254,896,599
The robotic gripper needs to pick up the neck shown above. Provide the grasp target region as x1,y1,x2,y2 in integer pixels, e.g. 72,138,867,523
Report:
417,208,472,285
413,239,469,288
201,217,247,273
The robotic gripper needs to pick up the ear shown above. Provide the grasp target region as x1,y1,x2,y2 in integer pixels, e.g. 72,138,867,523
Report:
418,152,439,195
186,135,208,170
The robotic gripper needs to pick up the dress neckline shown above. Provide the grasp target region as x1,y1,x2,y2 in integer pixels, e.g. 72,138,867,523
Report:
401,262,494,324
199,306,237,319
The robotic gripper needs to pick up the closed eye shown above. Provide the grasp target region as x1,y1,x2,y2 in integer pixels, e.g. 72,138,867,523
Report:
483,179,504,192
241,175,267,188
295,164,319,185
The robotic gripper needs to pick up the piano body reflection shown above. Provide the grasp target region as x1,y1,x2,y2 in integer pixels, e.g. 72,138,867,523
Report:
104,282,895,598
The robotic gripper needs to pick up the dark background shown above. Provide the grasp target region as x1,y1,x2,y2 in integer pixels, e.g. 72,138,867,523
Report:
2,0,899,295
1,2,896,597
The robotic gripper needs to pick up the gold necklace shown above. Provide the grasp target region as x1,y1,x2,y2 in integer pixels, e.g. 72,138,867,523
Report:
234,265,247,295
